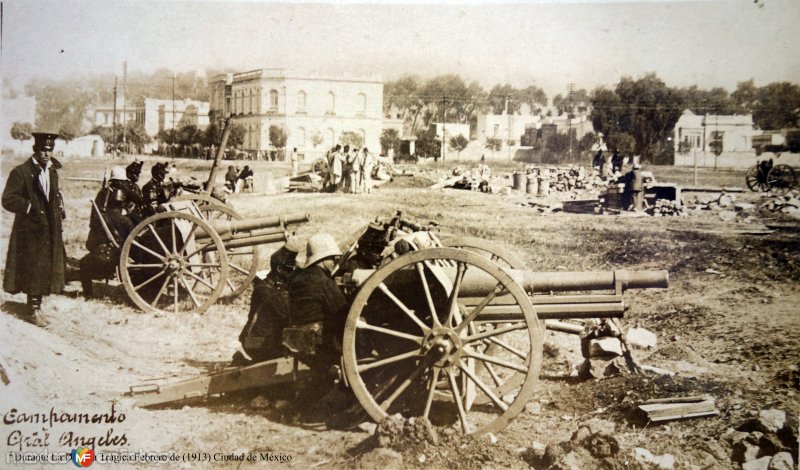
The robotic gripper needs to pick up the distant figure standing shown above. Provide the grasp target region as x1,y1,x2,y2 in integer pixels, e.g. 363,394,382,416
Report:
592,150,604,173
225,165,238,192
237,165,253,192
290,148,299,177
360,148,374,194
2,132,66,327
349,147,362,193
611,149,624,174
330,145,344,192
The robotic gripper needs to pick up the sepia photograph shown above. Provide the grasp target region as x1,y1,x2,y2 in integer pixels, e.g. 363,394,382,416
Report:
1,0,798,468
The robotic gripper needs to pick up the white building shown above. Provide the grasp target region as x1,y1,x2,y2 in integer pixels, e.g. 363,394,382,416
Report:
217,69,383,160
135,98,210,137
93,98,136,129
673,110,756,168
476,113,540,147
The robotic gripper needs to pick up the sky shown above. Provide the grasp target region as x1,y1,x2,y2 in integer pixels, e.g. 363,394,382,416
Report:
2,0,799,99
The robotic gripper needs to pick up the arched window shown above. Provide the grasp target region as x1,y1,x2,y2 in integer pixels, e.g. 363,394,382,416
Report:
297,91,307,113
269,90,279,111
357,93,366,115
327,92,335,114
297,127,306,147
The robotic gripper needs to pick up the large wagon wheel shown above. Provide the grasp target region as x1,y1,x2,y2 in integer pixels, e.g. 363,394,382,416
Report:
120,212,229,315
745,166,769,192
197,203,261,298
442,236,526,270
173,192,228,206
441,236,532,405
343,248,543,435
311,157,330,180
767,164,798,196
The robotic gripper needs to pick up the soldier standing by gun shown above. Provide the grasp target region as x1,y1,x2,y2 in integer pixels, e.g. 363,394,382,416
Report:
2,132,66,327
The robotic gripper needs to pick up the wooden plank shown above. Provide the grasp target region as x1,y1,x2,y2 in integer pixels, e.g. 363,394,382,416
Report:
130,357,308,408
638,397,717,422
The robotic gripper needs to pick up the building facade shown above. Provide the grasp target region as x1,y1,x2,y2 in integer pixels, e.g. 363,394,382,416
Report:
135,98,210,138
673,110,756,168
93,98,136,129
219,69,383,159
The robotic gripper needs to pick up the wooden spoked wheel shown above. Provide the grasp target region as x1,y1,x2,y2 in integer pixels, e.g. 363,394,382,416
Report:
442,236,532,405
120,212,228,315
767,164,798,196
442,236,527,270
745,166,768,192
198,203,261,298
311,157,330,180
173,193,225,206
343,248,542,435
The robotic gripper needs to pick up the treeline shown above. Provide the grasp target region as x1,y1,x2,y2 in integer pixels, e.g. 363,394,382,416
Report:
385,73,800,162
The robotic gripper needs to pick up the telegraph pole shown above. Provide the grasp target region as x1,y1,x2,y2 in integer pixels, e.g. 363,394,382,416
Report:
567,83,575,162
506,94,511,161
440,95,447,163
122,61,128,154
172,72,176,131
112,78,118,157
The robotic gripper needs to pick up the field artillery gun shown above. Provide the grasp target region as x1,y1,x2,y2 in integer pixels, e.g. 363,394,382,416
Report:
113,200,309,315
128,213,667,436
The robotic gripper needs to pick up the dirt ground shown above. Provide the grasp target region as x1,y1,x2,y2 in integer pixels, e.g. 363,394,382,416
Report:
0,154,797,469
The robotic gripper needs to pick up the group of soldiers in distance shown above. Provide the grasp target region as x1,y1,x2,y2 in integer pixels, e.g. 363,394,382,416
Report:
324,145,375,193
79,160,184,298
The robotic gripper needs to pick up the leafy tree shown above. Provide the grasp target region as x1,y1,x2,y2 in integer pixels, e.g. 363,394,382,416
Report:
227,123,245,148
269,125,288,160
449,134,469,159
204,122,222,147
488,84,519,115
753,82,800,130
123,122,150,149
415,126,441,160
577,132,596,152
10,121,34,141
605,132,636,156
732,79,758,114
380,128,402,156
518,85,548,112
485,137,503,152
177,125,202,146
340,131,364,150
58,123,77,142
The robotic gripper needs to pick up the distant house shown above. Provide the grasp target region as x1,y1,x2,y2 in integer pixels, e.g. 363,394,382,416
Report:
673,110,756,168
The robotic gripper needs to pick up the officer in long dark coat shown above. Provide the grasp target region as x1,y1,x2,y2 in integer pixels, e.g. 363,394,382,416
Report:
2,132,66,327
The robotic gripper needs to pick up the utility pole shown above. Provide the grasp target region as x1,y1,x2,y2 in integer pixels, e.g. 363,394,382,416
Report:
122,61,128,154
506,94,511,161
440,95,447,163
172,72,176,131
567,83,575,162
112,78,118,158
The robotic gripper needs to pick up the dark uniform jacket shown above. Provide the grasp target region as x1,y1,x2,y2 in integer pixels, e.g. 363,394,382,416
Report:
289,264,347,330
2,157,66,296
141,178,174,214
239,273,291,361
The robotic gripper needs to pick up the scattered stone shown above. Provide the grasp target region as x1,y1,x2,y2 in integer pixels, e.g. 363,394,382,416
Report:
588,337,623,357
719,210,737,222
583,433,619,458
354,448,404,469
249,395,271,410
487,433,498,444
742,456,772,470
417,453,426,463
626,327,657,349
732,436,762,464
570,425,592,444
357,422,377,434
272,400,291,412
735,202,756,211
525,401,541,414
581,418,616,436
758,409,787,434
634,447,675,469
768,452,795,470
578,357,627,380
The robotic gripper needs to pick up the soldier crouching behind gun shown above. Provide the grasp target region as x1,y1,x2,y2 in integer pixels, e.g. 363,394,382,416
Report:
232,238,303,366
79,166,144,299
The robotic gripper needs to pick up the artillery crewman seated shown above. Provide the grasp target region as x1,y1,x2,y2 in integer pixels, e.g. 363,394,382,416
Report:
80,166,143,298
142,162,177,215
123,160,146,223
232,238,303,365
286,234,347,391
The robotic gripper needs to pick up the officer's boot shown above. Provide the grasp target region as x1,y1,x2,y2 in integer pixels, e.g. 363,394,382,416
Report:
26,295,49,327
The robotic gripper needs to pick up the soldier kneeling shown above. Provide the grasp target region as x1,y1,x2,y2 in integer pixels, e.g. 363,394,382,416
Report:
232,238,303,365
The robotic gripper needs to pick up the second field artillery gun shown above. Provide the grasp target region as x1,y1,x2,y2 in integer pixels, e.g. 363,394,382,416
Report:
115,200,309,315
128,213,668,436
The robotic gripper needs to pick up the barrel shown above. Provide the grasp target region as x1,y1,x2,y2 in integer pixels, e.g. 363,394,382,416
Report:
537,177,550,197
512,172,526,191
526,175,538,194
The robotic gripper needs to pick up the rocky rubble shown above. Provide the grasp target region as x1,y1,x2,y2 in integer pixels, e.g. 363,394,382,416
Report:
688,189,800,221
723,409,798,470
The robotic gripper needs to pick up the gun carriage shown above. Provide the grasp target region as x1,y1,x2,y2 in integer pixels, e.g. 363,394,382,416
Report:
129,213,668,436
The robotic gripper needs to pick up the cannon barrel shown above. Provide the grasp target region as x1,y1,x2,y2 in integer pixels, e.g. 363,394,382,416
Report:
352,267,668,294
200,213,310,237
